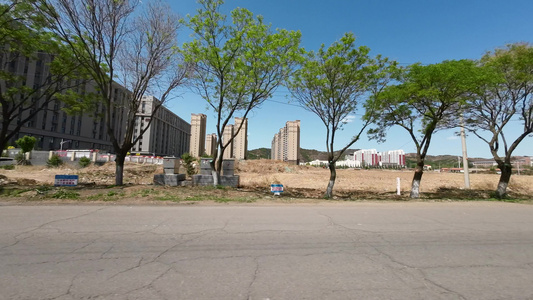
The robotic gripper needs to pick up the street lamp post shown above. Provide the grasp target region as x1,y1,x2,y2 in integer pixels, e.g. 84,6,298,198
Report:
60,139,71,151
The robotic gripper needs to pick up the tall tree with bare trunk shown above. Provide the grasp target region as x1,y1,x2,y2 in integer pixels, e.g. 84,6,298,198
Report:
38,0,189,185
367,60,482,198
288,33,398,198
464,43,533,199
182,0,301,186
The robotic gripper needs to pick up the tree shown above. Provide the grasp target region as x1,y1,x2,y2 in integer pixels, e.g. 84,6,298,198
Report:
464,43,533,198
367,60,481,198
288,33,397,198
182,0,301,185
38,0,189,185
15,134,35,164
15,135,35,153
0,0,87,152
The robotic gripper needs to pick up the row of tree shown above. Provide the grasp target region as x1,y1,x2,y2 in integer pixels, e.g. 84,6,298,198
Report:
1,0,531,199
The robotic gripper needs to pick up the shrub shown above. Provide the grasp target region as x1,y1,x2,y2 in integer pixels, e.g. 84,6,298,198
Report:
47,154,64,167
51,189,79,199
15,136,36,154
1,164,15,170
79,157,91,168
181,152,197,177
14,152,29,165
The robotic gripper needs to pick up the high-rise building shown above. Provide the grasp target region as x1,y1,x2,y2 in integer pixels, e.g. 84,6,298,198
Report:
353,149,406,167
222,124,234,159
233,117,248,160
354,149,379,166
205,133,217,157
189,113,206,157
379,149,406,167
271,120,300,164
271,133,280,160
131,96,190,157
286,120,300,164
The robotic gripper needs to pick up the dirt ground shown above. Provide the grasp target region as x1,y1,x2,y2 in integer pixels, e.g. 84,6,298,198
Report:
0,159,532,204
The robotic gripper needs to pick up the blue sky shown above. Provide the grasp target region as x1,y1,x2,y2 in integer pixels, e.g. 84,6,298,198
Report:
165,0,533,158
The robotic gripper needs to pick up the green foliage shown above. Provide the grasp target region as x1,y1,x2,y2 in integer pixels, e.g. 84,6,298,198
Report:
1,164,15,170
14,152,28,165
287,32,397,198
79,157,91,168
0,1,90,152
183,0,301,175
463,43,533,198
47,154,63,168
51,189,80,199
367,60,482,198
181,153,197,177
15,136,36,154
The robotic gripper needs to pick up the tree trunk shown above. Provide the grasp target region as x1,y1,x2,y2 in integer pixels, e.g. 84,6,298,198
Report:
115,153,125,186
0,120,9,153
212,157,223,187
410,161,424,198
495,162,512,199
324,162,336,199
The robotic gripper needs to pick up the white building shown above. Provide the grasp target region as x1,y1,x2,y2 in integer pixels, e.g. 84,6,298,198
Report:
354,149,379,166
379,149,406,167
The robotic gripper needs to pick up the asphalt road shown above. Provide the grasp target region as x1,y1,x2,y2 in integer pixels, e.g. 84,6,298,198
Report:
1,202,533,300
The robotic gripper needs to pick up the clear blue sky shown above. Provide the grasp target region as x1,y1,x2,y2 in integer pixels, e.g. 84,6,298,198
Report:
165,0,533,158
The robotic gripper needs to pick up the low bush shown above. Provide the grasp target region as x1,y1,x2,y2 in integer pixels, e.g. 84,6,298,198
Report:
47,154,63,168
79,157,91,168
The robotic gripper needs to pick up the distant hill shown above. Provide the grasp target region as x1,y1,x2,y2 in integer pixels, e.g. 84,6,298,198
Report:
248,148,490,167
247,148,358,162
247,148,270,160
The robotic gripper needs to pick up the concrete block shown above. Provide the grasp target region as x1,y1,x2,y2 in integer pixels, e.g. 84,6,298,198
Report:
153,174,186,186
163,157,179,174
192,174,239,187
0,158,15,166
222,159,235,176
200,158,213,175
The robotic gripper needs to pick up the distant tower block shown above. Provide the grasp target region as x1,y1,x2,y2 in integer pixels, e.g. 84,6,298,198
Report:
271,120,300,165
190,113,206,157
233,117,248,160
222,124,234,159
205,133,217,157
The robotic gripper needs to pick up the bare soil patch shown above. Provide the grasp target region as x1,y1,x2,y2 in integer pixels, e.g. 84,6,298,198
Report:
1,159,532,204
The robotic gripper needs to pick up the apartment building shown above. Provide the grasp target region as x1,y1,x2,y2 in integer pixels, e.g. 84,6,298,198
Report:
2,51,130,152
131,96,190,157
222,124,234,159
233,117,248,160
2,51,190,155
271,120,300,164
353,149,406,167
205,133,217,157
189,113,206,157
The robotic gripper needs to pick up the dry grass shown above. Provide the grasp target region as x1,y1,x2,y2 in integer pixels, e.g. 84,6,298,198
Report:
238,159,533,199
1,159,532,201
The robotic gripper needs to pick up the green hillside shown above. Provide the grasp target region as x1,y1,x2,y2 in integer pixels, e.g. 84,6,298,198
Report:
248,148,490,168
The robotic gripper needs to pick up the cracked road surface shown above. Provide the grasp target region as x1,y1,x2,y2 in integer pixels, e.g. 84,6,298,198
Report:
1,202,533,300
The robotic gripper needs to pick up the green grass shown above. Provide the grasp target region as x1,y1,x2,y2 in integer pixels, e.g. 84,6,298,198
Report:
51,189,80,199
86,190,125,201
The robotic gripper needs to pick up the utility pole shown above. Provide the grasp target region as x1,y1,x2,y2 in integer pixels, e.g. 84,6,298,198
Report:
460,116,470,189
60,139,71,151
